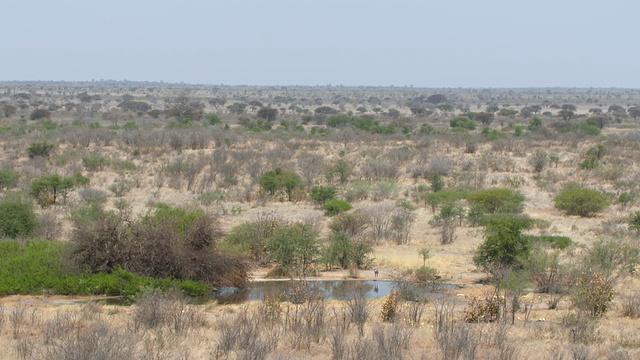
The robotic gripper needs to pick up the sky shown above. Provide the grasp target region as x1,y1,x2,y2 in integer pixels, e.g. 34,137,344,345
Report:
2,0,639,88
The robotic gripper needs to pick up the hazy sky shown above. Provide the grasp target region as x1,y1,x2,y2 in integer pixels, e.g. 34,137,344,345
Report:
3,0,639,88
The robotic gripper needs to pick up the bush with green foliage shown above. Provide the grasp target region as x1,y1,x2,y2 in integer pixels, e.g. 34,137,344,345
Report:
629,211,640,234
82,155,110,171
449,117,476,130
259,167,302,201
468,188,525,214
0,240,209,296
0,168,19,190
473,214,533,271
323,199,352,216
571,273,614,316
27,141,55,158
423,191,468,211
266,223,320,277
0,198,38,238
30,108,51,120
323,233,373,269
527,235,572,249
554,185,610,217
310,185,337,205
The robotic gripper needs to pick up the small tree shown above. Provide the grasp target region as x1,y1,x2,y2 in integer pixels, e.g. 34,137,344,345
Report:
30,174,77,206
430,203,465,245
30,108,52,120
554,186,610,217
257,107,278,122
259,168,302,201
474,214,533,271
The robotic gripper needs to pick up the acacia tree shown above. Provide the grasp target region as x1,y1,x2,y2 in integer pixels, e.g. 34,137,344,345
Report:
30,174,77,206
259,168,302,201
257,106,278,122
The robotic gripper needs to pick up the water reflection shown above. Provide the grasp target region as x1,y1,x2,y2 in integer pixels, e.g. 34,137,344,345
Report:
213,280,456,304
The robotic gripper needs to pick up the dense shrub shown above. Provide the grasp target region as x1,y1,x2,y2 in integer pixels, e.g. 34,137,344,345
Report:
554,186,610,217
0,168,19,190
27,141,54,158
0,199,38,238
71,204,248,287
323,199,352,216
450,117,476,130
259,168,303,201
30,108,52,120
468,188,525,214
0,240,208,296
473,214,533,270
310,185,337,205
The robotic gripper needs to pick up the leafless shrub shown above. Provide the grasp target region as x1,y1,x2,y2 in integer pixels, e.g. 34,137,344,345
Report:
168,131,185,150
38,320,139,360
401,297,429,326
108,179,132,197
427,155,454,177
329,323,347,360
10,303,27,339
187,130,210,149
360,159,399,181
347,337,376,360
214,309,275,360
371,324,413,360
298,152,326,188
569,344,592,360
0,300,4,333
563,311,600,345
433,300,478,360
78,187,108,203
621,292,640,318
390,208,416,245
346,286,370,336
35,209,63,240
16,339,34,360
362,202,395,243
283,295,327,350
43,310,80,345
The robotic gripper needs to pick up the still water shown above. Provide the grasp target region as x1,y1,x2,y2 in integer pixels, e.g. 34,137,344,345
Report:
213,280,457,304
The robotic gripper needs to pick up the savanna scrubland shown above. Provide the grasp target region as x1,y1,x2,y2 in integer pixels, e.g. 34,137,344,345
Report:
1,82,640,359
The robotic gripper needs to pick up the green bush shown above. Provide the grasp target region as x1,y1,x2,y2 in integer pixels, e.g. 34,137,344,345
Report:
449,117,476,130
527,235,572,250
82,155,110,171
259,167,303,201
0,199,38,238
27,141,55,158
323,199,352,216
0,240,209,296
473,214,533,270
310,185,337,205
554,186,610,217
629,211,640,234
0,168,19,190
468,188,525,214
